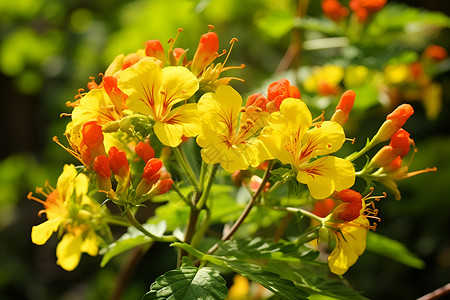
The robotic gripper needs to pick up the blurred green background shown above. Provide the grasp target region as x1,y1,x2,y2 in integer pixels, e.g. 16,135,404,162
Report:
1,0,449,299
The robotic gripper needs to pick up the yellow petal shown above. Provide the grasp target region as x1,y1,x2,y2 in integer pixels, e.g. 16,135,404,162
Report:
301,121,345,160
81,229,99,256
57,164,77,201
119,58,163,118
297,156,355,199
56,233,83,271
105,54,124,77
161,66,199,110
31,217,63,245
328,217,368,275
198,85,242,118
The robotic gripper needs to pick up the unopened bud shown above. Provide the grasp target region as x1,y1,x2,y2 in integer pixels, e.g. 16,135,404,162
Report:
144,40,166,62
191,32,219,76
331,90,355,125
372,104,414,143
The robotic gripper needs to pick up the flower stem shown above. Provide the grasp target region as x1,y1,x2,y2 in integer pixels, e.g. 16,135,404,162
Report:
195,164,219,209
268,205,324,224
173,146,200,190
207,160,274,254
124,209,176,242
346,138,378,162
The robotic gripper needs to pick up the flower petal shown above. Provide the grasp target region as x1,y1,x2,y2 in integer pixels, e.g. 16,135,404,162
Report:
297,156,355,199
31,217,63,245
56,233,83,271
161,66,199,110
119,58,163,118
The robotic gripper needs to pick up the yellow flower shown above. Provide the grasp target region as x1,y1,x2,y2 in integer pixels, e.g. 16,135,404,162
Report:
29,164,102,271
328,215,369,275
118,58,200,147
303,64,344,96
260,98,354,199
196,85,271,172
71,76,129,129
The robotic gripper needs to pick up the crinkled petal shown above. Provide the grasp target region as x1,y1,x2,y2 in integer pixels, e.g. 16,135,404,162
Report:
56,233,83,271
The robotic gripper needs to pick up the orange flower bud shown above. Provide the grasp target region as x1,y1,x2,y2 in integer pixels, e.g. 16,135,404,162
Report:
142,158,162,184
266,79,301,112
191,32,219,75
331,90,356,125
144,40,166,62
332,189,363,222
173,48,187,65
389,129,412,157
249,175,270,193
136,158,163,196
80,121,106,165
373,104,414,143
424,44,448,62
108,146,129,178
245,93,268,111
321,0,349,22
135,141,155,163
94,155,112,191
152,179,174,195
313,198,336,218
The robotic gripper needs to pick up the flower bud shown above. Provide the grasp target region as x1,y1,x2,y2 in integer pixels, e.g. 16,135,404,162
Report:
266,79,301,112
191,32,219,76
146,179,174,198
249,175,270,193
93,155,112,191
80,121,106,166
122,53,142,70
321,0,349,22
136,158,163,196
144,40,166,62
331,90,356,125
312,198,336,218
108,147,129,178
424,44,448,62
135,141,155,163
372,104,414,143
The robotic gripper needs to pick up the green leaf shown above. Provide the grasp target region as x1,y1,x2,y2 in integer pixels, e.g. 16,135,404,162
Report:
293,268,368,300
100,222,166,267
142,266,227,300
216,237,319,263
366,232,425,269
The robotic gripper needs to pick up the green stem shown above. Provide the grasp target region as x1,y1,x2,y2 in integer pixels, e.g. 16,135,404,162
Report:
170,182,191,206
195,164,219,209
173,146,200,190
346,138,378,163
104,215,131,227
124,210,176,242
207,160,274,254
268,206,324,224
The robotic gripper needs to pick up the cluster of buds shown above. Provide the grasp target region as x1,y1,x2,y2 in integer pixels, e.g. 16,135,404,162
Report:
356,104,436,199
321,0,387,23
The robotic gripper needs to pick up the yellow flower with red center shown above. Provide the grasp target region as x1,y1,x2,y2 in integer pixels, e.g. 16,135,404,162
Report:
118,58,200,147
71,76,130,130
196,85,271,172
28,164,103,271
313,189,380,275
260,98,355,199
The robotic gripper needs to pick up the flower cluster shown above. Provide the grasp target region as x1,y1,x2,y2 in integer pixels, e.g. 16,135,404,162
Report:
30,25,436,293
